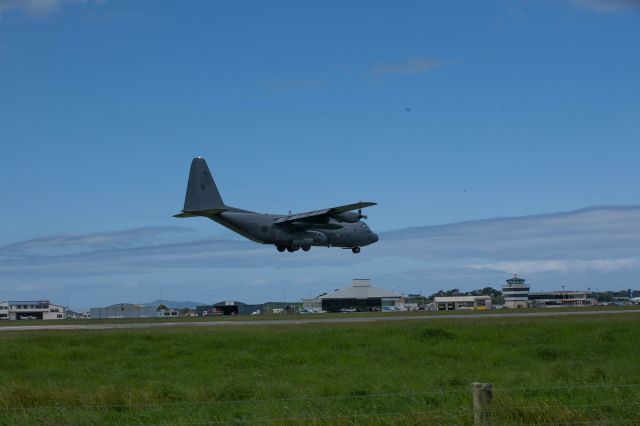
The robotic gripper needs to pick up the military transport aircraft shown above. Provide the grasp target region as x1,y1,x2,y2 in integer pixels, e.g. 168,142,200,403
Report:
175,157,378,253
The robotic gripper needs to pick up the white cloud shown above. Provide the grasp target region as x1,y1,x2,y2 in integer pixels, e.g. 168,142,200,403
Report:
379,206,640,261
3,205,640,304
4,206,640,279
467,258,640,274
0,226,192,256
371,58,443,77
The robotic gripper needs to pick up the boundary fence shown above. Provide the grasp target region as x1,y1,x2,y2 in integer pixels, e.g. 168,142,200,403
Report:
1,382,639,425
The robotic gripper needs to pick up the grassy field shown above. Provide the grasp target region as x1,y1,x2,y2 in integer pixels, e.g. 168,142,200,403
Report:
1,313,639,425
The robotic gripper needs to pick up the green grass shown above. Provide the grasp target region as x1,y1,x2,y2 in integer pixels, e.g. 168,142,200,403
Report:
1,314,639,424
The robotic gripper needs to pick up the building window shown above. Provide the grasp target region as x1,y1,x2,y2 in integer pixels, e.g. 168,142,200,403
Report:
477,300,486,306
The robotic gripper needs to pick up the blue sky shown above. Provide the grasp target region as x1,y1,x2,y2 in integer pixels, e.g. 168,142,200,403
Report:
1,0,639,308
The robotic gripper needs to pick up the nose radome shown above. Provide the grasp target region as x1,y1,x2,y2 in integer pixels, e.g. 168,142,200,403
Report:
371,233,379,243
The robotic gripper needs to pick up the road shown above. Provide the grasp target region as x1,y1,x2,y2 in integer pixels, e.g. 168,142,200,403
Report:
1,309,639,332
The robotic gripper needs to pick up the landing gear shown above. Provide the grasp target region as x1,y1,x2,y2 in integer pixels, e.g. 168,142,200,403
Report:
352,247,361,254
278,244,308,253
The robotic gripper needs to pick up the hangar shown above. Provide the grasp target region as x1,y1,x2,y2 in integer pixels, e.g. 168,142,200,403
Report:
90,303,158,319
320,279,402,312
0,300,65,320
197,301,264,316
432,295,492,311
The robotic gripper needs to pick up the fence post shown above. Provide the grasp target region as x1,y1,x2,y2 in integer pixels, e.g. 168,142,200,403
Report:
471,382,492,425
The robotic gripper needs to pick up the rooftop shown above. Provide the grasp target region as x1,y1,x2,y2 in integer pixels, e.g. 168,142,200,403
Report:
433,296,491,302
321,279,402,300
105,303,146,309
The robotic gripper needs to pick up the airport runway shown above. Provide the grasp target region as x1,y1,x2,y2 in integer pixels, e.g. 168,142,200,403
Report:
1,309,639,332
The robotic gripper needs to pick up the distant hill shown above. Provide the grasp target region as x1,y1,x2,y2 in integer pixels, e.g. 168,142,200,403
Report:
141,299,205,309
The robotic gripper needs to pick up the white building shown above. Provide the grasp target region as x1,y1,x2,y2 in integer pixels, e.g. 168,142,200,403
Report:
432,295,492,311
501,275,596,308
0,300,65,320
527,291,596,308
502,275,530,309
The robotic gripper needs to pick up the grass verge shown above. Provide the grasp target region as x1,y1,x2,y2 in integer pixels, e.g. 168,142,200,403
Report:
1,313,639,424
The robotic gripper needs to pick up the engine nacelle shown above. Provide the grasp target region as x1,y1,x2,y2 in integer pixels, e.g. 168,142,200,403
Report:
331,211,365,223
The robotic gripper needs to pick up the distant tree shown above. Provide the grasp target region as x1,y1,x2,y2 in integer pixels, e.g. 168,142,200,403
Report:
596,293,613,302
480,287,496,296
157,304,169,311
180,307,191,316
492,293,505,305
468,287,504,304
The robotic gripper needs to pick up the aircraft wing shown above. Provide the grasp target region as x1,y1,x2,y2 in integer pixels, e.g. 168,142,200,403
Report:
273,202,376,224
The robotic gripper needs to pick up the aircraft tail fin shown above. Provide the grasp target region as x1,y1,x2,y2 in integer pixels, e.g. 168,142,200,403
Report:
177,157,226,216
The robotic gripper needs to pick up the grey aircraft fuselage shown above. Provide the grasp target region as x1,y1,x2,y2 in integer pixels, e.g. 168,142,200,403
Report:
212,209,377,249
175,158,378,253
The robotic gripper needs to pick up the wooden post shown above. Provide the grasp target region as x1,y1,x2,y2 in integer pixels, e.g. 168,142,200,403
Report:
472,382,492,425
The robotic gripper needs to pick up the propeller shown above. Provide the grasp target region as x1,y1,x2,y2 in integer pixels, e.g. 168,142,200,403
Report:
358,209,368,220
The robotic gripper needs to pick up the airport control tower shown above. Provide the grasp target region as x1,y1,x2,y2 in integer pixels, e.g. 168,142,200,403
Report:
503,275,530,308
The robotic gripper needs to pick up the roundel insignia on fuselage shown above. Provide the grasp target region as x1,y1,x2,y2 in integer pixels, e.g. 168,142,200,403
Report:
261,226,269,233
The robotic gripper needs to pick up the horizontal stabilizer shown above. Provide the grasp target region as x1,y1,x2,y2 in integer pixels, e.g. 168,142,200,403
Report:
173,208,226,218
174,212,196,218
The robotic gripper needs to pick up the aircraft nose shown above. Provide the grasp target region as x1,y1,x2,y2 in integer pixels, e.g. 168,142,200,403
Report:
371,233,379,243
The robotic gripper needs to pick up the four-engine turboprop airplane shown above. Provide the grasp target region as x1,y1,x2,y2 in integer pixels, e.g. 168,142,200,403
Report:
175,157,379,253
